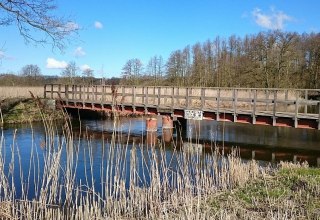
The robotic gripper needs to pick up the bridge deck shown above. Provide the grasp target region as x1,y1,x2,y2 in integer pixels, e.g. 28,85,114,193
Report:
44,84,320,130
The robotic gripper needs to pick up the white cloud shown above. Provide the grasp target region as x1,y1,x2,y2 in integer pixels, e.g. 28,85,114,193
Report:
94,21,103,29
80,64,91,71
74,47,86,57
46,58,68,69
252,7,292,30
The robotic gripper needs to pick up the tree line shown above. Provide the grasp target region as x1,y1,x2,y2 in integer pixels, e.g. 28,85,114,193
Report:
0,62,120,86
120,31,320,89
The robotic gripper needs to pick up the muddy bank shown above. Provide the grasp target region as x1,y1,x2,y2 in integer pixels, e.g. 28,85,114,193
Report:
0,98,63,125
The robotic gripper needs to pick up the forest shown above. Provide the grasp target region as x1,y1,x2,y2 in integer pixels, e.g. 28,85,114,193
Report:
1,31,319,89
121,30,320,89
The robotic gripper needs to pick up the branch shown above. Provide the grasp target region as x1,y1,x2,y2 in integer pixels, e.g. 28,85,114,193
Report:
0,0,78,51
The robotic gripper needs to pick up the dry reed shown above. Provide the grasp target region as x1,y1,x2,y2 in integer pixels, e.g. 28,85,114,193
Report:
0,111,317,219
0,86,43,99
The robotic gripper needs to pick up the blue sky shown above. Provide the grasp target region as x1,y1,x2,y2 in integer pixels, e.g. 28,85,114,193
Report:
0,0,319,78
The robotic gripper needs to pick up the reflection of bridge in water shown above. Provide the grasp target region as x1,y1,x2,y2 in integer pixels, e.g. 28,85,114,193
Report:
69,124,320,167
44,84,320,130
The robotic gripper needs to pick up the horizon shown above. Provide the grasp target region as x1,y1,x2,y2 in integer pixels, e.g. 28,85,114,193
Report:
1,0,319,78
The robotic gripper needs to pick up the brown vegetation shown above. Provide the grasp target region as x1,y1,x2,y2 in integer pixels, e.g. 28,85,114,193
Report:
0,86,43,99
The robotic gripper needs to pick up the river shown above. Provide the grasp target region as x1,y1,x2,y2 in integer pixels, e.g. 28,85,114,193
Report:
1,117,320,200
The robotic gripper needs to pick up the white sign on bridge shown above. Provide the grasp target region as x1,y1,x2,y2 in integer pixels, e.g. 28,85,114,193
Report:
184,110,203,120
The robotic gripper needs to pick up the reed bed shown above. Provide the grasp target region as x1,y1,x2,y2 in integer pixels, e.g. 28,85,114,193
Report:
0,111,318,219
0,86,43,99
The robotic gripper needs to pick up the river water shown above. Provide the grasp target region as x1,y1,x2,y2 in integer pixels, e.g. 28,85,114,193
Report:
1,117,320,200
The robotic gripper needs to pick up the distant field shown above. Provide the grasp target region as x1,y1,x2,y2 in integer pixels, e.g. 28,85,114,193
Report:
0,86,43,99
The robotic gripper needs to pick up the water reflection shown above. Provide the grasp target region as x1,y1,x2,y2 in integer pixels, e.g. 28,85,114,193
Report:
1,117,320,201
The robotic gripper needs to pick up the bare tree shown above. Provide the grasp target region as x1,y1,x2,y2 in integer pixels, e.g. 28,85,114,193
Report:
21,64,41,77
21,64,42,85
146,55,164,85
82,68,94,85
121,58,143,85
0,0,78,51
61,61,78,84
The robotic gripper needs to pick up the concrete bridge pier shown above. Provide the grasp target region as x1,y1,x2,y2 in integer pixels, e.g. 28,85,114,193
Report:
146,117,157,145
162,115,174,143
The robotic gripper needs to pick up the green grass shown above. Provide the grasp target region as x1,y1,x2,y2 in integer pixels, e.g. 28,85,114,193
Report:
206,164,320,219
2,98,63,124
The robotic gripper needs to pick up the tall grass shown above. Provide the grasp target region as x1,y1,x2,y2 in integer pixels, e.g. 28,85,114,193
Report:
0,112,315,219
0,86,43,99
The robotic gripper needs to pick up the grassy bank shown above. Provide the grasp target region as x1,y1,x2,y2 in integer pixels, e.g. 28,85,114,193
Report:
0,98,63,125
205,163,320,219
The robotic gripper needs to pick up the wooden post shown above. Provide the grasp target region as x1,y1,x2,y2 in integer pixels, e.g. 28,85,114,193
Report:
217,88,220,121
201,88,205,109
158,87,161,106
95,86,98,101
79,85,82,100
318,102,320,130
101,86,105,106
171,87,174,108
285,89,288,112
294,91,299,128
233,89,238,122
272,90,277,126
82,86,85,107
72,85,75,100
145,87,149,106
304,90,308,114
253,89,257,124
186,88,189,108
164,87,167,105
43,84,47,98
65,85,69,101
121,86,125,104
50,84,54,99
132,86,136,107
142,86,145,105
266,90,269,111
58,84,61,99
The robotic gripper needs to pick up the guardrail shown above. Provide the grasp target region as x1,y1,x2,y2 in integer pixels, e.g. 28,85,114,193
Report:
44,84,320,129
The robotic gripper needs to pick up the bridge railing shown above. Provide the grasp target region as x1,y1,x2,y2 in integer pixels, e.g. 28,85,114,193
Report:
44,84,320,119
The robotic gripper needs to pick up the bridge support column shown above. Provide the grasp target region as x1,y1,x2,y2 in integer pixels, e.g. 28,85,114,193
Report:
146,117,157,145
162,115,173,143
146,117,157,132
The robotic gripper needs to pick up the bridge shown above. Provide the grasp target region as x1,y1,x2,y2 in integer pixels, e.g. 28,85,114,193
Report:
44,84,320,130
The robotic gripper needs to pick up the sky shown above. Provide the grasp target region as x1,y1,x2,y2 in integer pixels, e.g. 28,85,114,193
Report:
0,0,320,78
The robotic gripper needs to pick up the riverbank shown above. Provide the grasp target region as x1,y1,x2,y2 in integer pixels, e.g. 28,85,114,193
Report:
0,154,319,219
0,98,63,125
204,162,320,219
